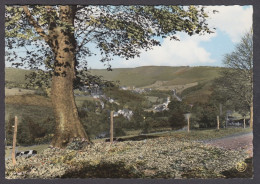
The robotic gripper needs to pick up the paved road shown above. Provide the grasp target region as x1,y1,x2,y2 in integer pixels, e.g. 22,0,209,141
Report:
205,132,253,157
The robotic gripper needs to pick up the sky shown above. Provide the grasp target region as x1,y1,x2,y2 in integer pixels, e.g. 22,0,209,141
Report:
87,5,253,69
5,5,253,69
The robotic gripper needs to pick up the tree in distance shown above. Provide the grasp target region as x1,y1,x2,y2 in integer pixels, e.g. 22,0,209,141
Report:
5,5,215,148
212,30,253,128
168,99,188,130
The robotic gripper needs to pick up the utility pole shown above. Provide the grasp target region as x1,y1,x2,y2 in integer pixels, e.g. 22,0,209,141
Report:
12,116,18,166
110,111,114,143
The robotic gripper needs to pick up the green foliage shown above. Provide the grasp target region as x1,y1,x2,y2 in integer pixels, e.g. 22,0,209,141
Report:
5,107,55,146
212,31,253,115
5,5,214,86
114,128,126,137
5,115,15,145
145,90,171,99
168,110,186,130
78,108,110,139
168,99,190,113
181,82,205,97
130,106,145,128
15,116,55,145
104,86,145,109
190,103,222,129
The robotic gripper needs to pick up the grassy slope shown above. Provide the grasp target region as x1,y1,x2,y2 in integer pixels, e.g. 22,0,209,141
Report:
5,67,32,84
5,66,221,89
89,66,221,87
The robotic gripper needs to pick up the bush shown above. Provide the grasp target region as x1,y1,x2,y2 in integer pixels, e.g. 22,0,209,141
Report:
192,104,220,129
5,115,15,145
168,110,186,130
81,111,110,139
6,115,56,146
114,128,126,137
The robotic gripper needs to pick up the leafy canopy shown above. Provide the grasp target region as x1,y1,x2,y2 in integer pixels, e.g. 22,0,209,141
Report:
5,5,214,89
211,31,253,115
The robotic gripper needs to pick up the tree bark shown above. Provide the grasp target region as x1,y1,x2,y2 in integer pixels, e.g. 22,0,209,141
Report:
49,6,90,148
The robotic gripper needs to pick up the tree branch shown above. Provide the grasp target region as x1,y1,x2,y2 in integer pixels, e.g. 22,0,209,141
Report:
76,27,98,52
22,6,50,43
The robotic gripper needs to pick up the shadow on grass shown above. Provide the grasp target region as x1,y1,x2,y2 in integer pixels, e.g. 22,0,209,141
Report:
61,161,142,178
221,157,253,178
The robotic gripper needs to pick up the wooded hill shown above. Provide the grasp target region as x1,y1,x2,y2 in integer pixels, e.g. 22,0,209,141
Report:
5,66,223,103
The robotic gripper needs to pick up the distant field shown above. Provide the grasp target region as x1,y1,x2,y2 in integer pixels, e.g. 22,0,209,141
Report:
142,81,198,92
89,66,222,87
5,67,32,84
75,95,99,107
5,103,54,121
5,94,52,107
5,88,35,96
5,66,222,89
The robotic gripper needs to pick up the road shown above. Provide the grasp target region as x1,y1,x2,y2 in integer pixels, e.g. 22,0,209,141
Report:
205,132,253,157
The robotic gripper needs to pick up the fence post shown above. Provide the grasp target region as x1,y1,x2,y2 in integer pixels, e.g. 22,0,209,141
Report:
187,116,190,133
110,111,114,143
244,117,246,129
217,116,220,130
12,116,18,166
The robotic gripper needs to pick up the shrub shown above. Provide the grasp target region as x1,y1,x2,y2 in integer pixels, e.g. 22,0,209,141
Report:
168,110,186,130
5,115,15,145
9,116,56,146
114,128,126,137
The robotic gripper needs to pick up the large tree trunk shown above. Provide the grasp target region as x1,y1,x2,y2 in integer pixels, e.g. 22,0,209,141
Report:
49,6,90,148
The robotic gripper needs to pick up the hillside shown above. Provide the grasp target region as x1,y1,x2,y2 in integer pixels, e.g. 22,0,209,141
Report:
5,66,222,88
5,66,223,104
89,66,222,88
5,67,32,85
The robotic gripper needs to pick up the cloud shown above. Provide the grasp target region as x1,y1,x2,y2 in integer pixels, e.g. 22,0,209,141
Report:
89,5,253,69
206,5,253,43
123,33,216,67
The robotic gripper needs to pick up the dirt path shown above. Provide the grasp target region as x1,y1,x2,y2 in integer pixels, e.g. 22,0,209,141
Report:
205,132,253,157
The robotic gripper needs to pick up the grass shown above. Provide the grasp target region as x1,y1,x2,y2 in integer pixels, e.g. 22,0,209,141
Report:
5,104,54,122
5,67,32,85
6,66,222,88
5,95,52,108
89,66,221,87
119,128,252,142
75,96,97,107
5,88,35,96
5,144,50,159
5,136,250,179
168,128,252,141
